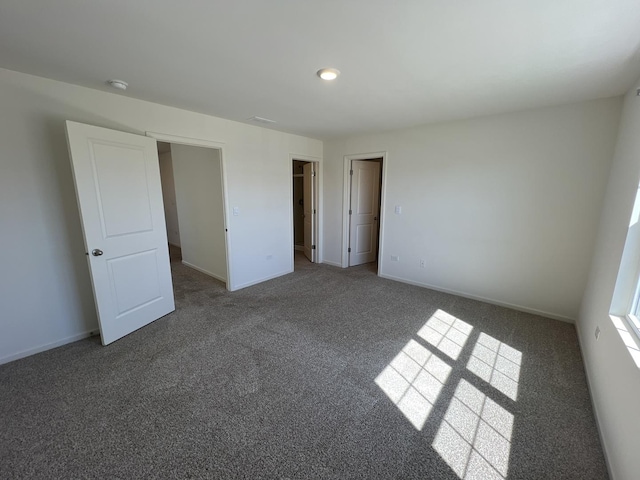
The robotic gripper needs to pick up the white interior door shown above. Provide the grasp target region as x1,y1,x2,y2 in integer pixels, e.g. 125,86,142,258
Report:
349,160,381,266
303,162,315,262
65,121,175,345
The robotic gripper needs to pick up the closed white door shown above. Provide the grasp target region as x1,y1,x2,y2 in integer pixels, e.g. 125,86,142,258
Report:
303,162,315,262
65,121,175,345
349,160,381,266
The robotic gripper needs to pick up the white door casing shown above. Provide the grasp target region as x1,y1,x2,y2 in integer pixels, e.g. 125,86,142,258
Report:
65,121,175,345
303,162,315,262
349,160,381,266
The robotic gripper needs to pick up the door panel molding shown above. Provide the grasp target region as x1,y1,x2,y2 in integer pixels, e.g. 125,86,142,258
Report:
348,160,381,266
66,121,175,345
341,152,388,271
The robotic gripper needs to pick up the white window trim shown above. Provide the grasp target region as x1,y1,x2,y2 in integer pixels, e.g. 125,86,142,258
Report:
627,313,640,339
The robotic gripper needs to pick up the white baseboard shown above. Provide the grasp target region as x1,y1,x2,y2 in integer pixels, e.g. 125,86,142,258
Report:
0,330,97,366
322,259,342,267
378,272,576,323
575,323,616,480
181,261,226,283
231,269,292,291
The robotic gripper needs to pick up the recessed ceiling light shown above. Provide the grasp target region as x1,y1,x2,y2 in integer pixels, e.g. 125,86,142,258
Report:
317,68,340,81
107,79,128,91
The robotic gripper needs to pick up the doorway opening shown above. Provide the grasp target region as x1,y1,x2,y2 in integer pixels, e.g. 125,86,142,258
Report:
342,153,386,271
292,159,318,269
157,141,229,287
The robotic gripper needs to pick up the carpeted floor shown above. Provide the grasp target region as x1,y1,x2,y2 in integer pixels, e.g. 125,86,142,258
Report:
0,252,608,479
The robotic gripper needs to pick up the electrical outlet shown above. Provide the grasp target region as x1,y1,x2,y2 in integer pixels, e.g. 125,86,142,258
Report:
395,205,402,215
391,255,399,262
420,259,425,268
233,206,240,216
595,326,600,340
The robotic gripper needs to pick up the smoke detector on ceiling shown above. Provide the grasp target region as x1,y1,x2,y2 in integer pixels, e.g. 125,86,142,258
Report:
107,79,128,91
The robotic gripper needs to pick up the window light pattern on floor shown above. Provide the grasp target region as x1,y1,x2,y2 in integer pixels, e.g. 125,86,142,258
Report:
433,379,514,479
375,339,452,429
375,309,522,479
466,333,522,401
417,309,473,360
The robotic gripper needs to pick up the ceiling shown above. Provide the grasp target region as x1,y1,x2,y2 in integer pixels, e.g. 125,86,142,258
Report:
1,1,639,139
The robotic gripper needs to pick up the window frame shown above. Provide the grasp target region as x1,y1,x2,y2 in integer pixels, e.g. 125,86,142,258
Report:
627,266,640,339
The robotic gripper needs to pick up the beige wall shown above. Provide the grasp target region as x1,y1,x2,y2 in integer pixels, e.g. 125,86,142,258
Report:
323,97,623,321
0,67,322,364
578,78,640,480
171,144,226,281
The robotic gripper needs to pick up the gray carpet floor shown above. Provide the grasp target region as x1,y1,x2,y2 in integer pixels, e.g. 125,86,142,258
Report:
0,252,608,479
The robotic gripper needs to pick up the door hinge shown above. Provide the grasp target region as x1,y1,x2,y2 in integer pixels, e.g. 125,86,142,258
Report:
349,209,352,215
313,209,316,214
350,169,353,175
348,247,351,253
312,245,316,250
313,171,316,177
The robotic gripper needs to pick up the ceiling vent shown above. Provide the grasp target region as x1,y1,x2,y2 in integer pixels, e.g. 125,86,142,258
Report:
248,116,277,124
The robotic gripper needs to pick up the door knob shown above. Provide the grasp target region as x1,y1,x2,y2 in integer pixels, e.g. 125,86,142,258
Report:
92,249,104,256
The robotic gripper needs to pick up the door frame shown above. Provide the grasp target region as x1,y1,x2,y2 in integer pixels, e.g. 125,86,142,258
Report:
289,154,322,269
146,131,232,291
341,152,388,271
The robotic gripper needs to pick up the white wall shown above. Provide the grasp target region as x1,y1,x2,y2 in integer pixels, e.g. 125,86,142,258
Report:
0,68,322,364
323,98,622,321
158,151,181,246
171,144,226,281
578,80,640,480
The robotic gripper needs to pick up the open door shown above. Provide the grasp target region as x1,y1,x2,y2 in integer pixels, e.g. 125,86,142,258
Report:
65,121,175,345
349,160,381,266
303,162,316,262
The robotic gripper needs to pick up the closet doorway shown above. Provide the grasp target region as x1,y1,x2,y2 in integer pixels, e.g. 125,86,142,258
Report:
157,140,229,286
292,159,318,266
